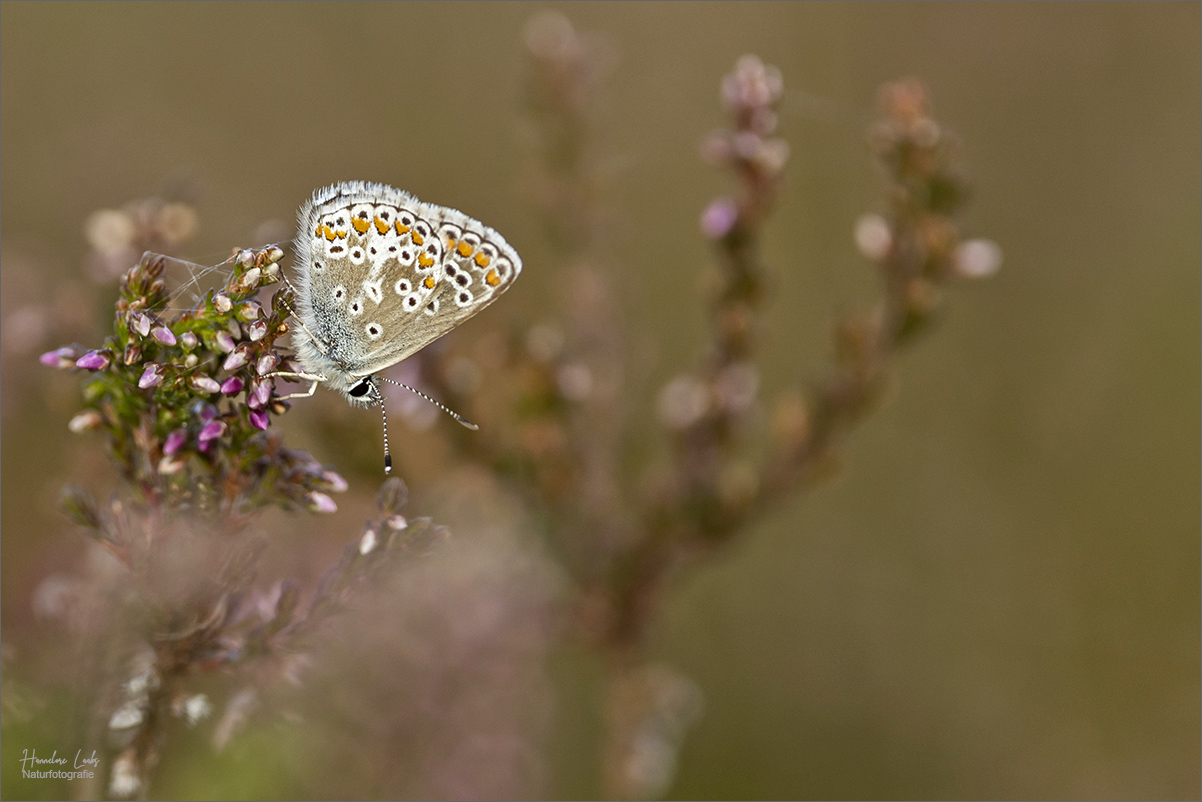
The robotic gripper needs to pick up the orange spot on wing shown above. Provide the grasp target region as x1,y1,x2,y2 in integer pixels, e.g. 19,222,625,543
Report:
411,231,425,246
352,217,370,234
485,268,501,286
474,252,491,268
445,237,457,251
374,217,390,234
395,221,411,236
423,275,436,289
457,241,473,257
418,253,435,269
335,230,348,240
322,224,336,241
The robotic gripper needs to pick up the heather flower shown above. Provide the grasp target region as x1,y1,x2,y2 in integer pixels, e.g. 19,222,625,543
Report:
237,301,263,321
162,428,187,454
232,266,261,293
76,350,111,370
196,420,226,452
151,326,176,346
953,239,1003,279
41,346,81,369
180,331,199,350
198,419,226,442
214,292,233,314
854,214,893,262
158,454,186,474
247,320,268,342
129,311,152,337
307,491,338,514
190,374,221,395
68,409,104,433
321,470,349,493
248,409,270,430
247,378,271,410
256,354,279,376
700,198,738,240
223,347,250,371
138,363,163,389
220,376,244,395
214,331,236,353
358,528,379,555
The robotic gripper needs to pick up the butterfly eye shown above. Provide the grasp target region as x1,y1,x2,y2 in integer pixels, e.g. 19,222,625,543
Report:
349,380,372,398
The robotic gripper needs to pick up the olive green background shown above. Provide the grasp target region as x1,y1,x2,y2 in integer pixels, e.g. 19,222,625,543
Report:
2,2,1198,799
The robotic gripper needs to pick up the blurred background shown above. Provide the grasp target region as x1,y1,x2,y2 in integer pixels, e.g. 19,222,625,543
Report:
2,2,1198,800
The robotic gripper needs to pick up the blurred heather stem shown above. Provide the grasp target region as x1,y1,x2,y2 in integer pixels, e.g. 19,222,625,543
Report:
600,56,790,652
681,54,789,535
44,244,367,797
421,11,632,576
603,73,990,657
761,79,981,498
521,11,634,576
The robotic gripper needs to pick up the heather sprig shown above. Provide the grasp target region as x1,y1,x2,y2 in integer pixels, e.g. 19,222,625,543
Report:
44,246,346,534
40,244,376,797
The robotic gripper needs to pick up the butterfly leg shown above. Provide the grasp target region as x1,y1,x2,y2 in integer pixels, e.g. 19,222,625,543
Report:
269,370,324,400
274,378,320,400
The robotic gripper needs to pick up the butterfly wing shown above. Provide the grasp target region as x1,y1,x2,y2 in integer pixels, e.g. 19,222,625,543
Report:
294,182,522,380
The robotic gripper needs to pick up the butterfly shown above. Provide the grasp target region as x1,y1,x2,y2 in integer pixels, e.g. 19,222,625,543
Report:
283,181,522,470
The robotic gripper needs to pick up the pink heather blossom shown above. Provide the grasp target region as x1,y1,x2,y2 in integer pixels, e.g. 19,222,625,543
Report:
214,332,236,353
75,350,111,371
237,301,263,321
138,363,163,389
700,198,738,240
220,376,244,395
41,347,81,369
151,326,177,346
198,419,226,444
214,293,233,314
249,410,270,430
247,320,268,342
223,349,249,371
233,267,261,293
68,409,103,433
953,239,1003,279
321,470,348,493
163,429,187,455
306,492,338,514
256,354,279,376
129,312,151,337
190,374,221,394
247,379,271,410
180,331,199,349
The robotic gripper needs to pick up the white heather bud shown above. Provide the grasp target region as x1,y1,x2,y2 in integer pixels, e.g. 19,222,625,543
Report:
854,214,893,262
68,409,104,433
359,528,378,556
109,701,144,730
953,239,1003,279
658,375,709,430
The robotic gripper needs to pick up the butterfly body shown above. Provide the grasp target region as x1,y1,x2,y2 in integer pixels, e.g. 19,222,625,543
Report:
290,181,521,406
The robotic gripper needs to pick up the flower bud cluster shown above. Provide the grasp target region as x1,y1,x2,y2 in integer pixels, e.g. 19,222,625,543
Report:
42,245,345,517
699,55,789,242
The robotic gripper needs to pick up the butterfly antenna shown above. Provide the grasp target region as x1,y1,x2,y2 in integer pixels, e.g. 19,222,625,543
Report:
377,392,393,474
378,376,479,431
